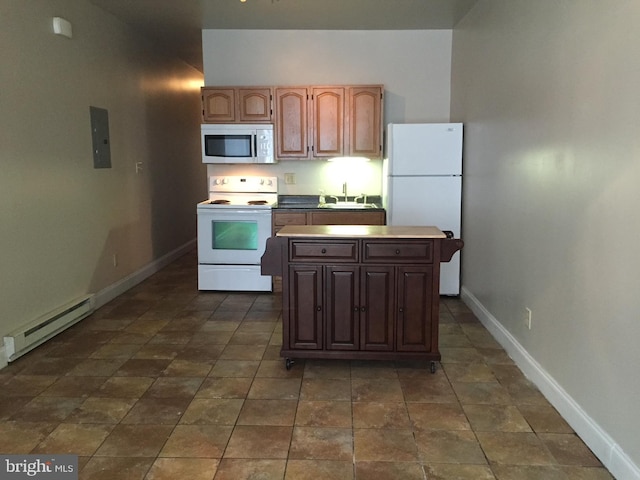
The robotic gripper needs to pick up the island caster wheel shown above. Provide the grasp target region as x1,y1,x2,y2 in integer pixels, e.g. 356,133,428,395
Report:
430,361,437,374
285,358,295,370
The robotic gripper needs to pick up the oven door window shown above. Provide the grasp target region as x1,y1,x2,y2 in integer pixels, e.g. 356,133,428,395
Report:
204,134,252,158
211,220,258,250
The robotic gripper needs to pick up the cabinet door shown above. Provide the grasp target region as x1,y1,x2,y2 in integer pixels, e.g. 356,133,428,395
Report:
307,211,386,226
360,266,395,351
289,265,323,349
238,87,272,122
312,87,344,158
348,86,383,158
202,88,236,123
275,88,309,159
325,266,359,350
396,266,435,352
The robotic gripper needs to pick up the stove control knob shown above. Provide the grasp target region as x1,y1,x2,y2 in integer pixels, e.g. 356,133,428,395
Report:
222,178,228,184
212,178,221,185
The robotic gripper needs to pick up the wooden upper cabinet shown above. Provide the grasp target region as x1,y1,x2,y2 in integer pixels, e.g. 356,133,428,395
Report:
202,87,272,123
275,87,310,158
312,87,345,158
275,85,383,160
348,86,383,159
202,88,236,122
238,88,272,122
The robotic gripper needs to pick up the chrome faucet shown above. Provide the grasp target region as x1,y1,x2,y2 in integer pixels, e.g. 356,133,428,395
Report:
342,182,348,202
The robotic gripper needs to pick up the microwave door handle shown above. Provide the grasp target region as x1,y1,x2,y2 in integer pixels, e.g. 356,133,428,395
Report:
253,135,257,160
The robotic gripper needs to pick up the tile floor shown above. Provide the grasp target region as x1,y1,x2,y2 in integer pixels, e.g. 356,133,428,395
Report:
0,252,614,479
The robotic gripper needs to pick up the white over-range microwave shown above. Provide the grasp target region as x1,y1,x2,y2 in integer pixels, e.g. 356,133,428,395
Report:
201,124,275,164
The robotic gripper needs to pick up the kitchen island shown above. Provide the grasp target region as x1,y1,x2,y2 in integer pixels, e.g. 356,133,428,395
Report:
261,225,464,372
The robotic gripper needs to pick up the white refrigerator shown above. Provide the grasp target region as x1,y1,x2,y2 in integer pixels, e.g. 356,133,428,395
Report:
382,123,463,295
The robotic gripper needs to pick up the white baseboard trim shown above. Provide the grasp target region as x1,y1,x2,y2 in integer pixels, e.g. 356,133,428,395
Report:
461,286,639,480
94,239,196,310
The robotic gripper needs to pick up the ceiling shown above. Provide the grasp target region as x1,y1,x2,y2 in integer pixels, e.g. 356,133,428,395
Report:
89,0,479,72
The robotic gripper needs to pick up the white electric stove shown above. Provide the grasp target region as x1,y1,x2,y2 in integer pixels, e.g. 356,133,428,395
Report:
197,176,277,291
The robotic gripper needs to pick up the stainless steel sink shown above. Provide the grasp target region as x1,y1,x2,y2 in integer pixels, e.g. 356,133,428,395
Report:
318,202,378,209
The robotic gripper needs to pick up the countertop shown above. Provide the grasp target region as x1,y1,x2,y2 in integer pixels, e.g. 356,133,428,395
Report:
275,195,384,211
276,225,446,239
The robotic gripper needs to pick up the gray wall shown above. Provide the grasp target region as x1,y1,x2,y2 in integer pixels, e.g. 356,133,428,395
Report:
451,1,640,476
0,1,204,344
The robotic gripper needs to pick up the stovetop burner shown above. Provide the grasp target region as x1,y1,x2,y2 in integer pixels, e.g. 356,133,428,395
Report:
210,199,230,205
248,200,268,205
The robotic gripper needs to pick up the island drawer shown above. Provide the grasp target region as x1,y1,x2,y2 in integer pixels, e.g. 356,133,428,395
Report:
363,241,433,263
290,241,358,262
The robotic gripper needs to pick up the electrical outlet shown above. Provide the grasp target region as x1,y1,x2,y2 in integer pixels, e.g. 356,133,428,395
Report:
112,254,118,267
284,173,296,184
525,307,532,329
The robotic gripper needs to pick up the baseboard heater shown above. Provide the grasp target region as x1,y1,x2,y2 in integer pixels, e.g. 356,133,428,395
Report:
3,294,95,362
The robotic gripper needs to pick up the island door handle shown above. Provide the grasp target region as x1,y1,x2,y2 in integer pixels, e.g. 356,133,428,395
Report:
395,249,401,255
321,248,327,254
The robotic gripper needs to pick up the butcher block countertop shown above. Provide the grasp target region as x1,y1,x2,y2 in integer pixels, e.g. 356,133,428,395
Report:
275,225,447,238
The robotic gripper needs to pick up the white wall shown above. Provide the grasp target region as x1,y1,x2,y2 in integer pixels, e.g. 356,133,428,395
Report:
201,29,453,196
0,1,204,343
451,1,640,477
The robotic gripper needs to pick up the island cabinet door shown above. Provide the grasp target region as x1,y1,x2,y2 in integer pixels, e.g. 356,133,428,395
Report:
325,266,359,350
396,266,435,352
360,266,395,351
289,265,323,349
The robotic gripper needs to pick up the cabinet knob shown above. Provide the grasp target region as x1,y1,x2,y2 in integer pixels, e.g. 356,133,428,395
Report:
321,248,327,254
316,305,321,311
360,306,366,312
354,306,359,312
395,249,401,255
399,307,404,313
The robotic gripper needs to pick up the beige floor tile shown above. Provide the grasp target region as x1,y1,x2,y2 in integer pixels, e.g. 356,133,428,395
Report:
223,425,292,459
407,402,471,431
539,433,603,467
351,377,404,402
0,421,57,453
179,398,244,425
355,461,425,480
463,404,532,432
81,456,154,480
352,402,411,429
33,423,114,455
196,377,253,398
424,463,496,480
237,399,297,426
94,424,173,457
295,401,353,428
145,458,219,480
159,424,233,458
415,429,487,464
300,378,352,401
354,428,418,462
476,431,557,465
290,427,354,460
247,377,301,400
285,459,354,480
213,459,286,480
